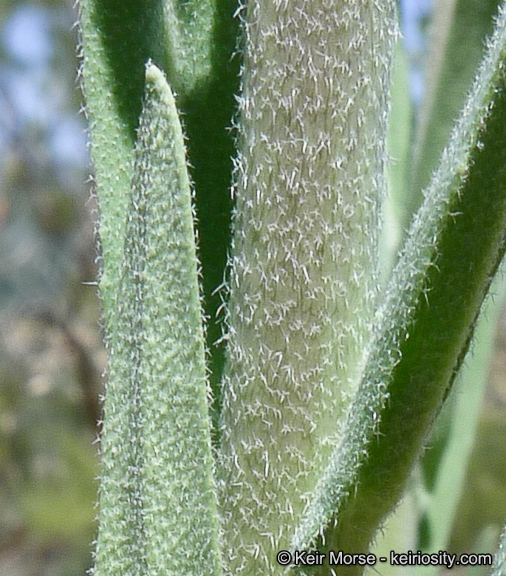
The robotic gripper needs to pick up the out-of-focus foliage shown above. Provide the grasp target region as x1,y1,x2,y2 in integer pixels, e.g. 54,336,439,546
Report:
0,1,103,575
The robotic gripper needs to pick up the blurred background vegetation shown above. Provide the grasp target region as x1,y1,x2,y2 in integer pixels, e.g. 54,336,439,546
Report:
0,0,102,574
0,1,503,575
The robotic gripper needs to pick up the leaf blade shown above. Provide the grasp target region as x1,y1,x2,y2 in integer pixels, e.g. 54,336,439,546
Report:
93,64,223,576
409,0,502,216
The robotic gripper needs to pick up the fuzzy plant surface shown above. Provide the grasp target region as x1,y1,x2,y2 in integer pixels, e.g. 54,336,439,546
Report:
78,0,506,575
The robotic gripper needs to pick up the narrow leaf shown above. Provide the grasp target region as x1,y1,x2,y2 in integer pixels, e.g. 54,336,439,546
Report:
293,3,506,560
491,526,506,576
164,0,216,93
78,0,174,322
178,0,241,408
419,272,506,563
93,64,223,576
383,39,413,277
78,1,233,400
410,0,501,215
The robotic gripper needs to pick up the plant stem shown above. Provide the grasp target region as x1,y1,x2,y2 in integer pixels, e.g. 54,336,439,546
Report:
218,1,397,573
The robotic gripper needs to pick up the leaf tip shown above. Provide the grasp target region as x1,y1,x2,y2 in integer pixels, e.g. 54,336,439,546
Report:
145,61,164,85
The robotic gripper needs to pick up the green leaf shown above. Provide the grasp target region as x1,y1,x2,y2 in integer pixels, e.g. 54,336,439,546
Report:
78,0,175,324
409,0,502,215
93,64,223,576
417,273,506,567
383,39,413,278
293,4,506,563
166,0,215,93
491,526,506,576
179,0,241,410
78,1,236,400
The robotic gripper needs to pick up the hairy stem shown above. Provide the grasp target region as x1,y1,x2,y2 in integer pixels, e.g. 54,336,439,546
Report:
218,1,397,573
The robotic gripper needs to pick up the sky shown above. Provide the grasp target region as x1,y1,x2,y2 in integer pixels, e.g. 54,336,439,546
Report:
0,2,88,176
